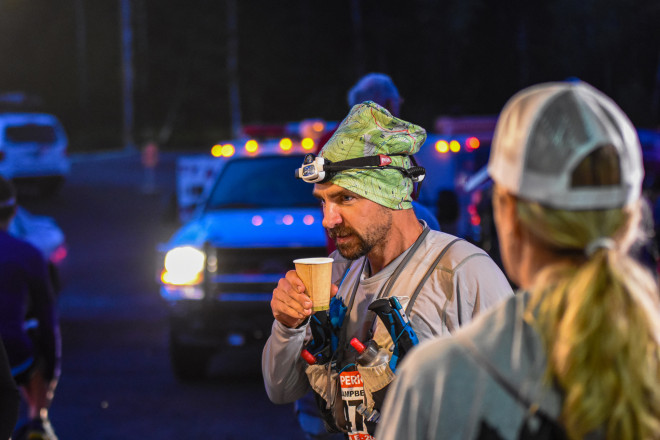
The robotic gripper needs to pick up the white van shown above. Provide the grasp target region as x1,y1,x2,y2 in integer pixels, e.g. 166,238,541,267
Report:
0,112,71,196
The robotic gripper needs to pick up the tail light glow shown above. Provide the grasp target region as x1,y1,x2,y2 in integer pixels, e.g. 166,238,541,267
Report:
467,137,480,150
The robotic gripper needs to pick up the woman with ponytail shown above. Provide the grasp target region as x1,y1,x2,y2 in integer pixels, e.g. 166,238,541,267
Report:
376,81,660,440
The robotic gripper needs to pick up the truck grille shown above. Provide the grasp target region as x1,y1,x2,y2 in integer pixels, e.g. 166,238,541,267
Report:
206,246,328,296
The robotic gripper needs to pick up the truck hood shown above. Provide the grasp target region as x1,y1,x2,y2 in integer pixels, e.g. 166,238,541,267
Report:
166,208,327,249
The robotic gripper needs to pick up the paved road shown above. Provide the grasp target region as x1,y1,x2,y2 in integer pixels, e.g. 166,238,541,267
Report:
19,151,307,440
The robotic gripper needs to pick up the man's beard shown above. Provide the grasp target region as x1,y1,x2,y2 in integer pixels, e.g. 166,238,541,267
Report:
327,211,392,260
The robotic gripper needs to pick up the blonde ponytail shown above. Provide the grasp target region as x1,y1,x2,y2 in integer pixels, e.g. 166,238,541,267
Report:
518,201,660,439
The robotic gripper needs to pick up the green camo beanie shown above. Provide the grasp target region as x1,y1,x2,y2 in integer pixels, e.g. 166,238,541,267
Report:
320,101,427,209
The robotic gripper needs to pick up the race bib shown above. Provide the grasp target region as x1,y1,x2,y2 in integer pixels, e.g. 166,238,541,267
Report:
339,370,375,440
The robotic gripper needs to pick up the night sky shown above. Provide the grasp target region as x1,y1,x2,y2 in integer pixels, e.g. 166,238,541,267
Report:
0,0,659,150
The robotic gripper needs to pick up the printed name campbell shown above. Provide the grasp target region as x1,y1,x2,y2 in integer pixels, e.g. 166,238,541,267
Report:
342,389,366,398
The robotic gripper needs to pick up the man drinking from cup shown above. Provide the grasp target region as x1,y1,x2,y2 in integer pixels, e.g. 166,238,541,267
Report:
262,101,513,439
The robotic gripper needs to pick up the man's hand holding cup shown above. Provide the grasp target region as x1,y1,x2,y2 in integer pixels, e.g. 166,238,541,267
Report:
271,258,335,328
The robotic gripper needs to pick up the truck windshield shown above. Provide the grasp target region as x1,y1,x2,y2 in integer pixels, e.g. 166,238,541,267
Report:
205,155,319,209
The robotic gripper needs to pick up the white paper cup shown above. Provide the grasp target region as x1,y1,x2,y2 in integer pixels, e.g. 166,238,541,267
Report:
293,257,334,312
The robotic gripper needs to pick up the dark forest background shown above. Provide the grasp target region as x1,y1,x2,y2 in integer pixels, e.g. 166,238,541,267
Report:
1,0,659,151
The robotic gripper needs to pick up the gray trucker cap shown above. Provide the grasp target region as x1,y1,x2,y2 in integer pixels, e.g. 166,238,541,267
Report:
483,81,643,210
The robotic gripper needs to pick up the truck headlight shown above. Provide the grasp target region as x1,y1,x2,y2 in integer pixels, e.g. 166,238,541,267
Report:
161,246,206,286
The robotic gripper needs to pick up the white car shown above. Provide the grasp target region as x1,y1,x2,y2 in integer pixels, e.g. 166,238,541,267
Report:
0,112,71,197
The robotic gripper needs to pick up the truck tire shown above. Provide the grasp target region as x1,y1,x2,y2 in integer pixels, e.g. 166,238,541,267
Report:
169,331,212,382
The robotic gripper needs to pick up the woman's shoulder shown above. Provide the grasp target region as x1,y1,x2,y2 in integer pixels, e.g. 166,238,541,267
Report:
404,294,521,375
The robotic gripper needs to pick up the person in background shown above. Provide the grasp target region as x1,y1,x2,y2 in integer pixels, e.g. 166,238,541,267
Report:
0,177,61,440
376,81,660,440
263,101,512,439
0,335,20,440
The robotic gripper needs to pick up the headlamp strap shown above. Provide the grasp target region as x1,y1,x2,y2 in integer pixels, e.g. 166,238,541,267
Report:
324,154,403,172
325,154,425,183
296,153,426,192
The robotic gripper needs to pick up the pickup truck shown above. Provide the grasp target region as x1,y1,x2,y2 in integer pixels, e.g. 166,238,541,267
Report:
158,145,327,380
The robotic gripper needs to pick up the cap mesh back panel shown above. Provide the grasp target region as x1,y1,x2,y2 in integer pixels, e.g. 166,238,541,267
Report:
524,92,589,176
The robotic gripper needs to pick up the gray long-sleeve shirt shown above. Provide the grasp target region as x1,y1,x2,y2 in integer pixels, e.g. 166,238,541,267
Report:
262,229,513,406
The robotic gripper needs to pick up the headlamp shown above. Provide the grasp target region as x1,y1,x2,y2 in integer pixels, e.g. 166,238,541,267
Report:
294,153,426,184
294,154,328,183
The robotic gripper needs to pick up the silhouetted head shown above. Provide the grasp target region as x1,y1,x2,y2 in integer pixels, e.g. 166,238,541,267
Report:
347,73,402,117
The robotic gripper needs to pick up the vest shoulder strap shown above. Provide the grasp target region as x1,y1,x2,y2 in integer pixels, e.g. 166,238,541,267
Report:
405,237,464,315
